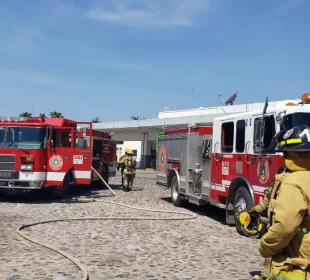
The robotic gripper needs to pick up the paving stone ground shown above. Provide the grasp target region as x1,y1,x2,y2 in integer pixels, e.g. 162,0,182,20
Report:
0,171,263,280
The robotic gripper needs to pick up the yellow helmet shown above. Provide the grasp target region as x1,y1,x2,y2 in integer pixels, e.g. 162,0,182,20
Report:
239,211,251,228
125,148,134,155
238,210,265,237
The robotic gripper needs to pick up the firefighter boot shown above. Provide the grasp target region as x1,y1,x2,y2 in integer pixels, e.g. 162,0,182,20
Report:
122,174,129,191
127,174,134,191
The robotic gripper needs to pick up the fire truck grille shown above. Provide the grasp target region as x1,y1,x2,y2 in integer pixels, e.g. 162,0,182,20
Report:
0,155,15,171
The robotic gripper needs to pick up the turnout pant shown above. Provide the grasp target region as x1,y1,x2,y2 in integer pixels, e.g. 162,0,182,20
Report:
122,173,135,190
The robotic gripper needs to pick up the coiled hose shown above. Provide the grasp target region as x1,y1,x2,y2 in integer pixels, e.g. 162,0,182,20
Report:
16,199,196,280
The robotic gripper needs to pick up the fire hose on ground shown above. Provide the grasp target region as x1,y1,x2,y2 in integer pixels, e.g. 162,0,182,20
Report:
16,167,197,280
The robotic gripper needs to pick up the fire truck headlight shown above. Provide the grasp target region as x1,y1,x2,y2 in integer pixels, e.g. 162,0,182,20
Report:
21,155,34,163
21,164,33,171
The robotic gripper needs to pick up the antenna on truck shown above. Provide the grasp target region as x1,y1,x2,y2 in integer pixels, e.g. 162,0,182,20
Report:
218,93,228,115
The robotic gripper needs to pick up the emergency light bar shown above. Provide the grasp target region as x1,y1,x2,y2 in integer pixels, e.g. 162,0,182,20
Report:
283,93,310,107
301,93,310,104
0,116,45,122
0,117,27,122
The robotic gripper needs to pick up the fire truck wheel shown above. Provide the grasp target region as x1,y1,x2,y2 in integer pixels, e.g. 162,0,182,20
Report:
171,175,183,207
233,186,254,236
47,173,70,199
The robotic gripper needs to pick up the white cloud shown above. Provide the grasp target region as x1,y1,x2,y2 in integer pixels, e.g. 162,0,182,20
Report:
84,0,209,28
274,0,304,14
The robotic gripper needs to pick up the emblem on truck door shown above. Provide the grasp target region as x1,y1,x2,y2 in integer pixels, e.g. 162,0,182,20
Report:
158,145,167,172
49,155,63,170
257,158,269,184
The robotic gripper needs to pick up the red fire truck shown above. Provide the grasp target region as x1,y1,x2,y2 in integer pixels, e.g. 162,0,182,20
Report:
0,116,116,198
156,93,310,236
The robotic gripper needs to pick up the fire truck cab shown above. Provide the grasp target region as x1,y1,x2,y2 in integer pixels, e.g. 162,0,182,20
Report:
156,94,310,236
0,116,116,198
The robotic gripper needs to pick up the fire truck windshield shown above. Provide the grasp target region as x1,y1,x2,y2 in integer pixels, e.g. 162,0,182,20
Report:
0,126,46,149
281,113,310,130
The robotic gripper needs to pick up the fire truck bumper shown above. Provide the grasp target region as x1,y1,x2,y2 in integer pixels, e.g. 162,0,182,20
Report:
0,172,45,190
0,180,43,190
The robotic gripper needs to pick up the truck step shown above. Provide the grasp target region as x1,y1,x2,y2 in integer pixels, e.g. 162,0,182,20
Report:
216,203,226,209
187,194,207,206
201,194,209,202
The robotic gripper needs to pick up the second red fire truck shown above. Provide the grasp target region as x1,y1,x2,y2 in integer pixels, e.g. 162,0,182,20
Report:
0,116,116,198
156,93,310,236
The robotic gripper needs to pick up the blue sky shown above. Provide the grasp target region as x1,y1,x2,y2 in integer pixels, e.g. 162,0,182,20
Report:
0,0,309,122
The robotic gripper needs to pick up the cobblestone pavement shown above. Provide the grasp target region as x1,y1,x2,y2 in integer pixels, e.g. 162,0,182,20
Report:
0,171,263,280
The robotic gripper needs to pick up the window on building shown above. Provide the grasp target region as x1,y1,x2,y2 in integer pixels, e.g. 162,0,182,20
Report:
235,120,245,152
253,115,276,153
221,122,234,153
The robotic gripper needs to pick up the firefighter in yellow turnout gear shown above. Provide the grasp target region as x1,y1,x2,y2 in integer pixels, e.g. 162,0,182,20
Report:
258,125,310,280
117,148,137,191
246,166,287,280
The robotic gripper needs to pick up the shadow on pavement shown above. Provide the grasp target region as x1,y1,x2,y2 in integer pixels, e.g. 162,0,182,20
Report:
160,196,227,225
0,183,122,204
250,271,262,278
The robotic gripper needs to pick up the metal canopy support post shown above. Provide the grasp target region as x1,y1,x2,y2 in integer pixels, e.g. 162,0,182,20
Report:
140,132,148,168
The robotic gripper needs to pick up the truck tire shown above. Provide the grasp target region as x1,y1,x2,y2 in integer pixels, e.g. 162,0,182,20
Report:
170,175,183,207
233,186,254,236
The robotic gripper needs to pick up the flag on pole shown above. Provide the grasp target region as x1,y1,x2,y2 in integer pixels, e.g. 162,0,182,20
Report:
263,96,268,115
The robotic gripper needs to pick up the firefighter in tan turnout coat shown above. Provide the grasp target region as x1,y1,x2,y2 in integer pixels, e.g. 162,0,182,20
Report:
117,148,136,191
248,166,287,279
257,125,310,280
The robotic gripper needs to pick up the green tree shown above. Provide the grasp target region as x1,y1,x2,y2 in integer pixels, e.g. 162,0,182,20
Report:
92,117,100,123
19,112,32,117
39,113,46,117
50,111,63,118
130,115,140,120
